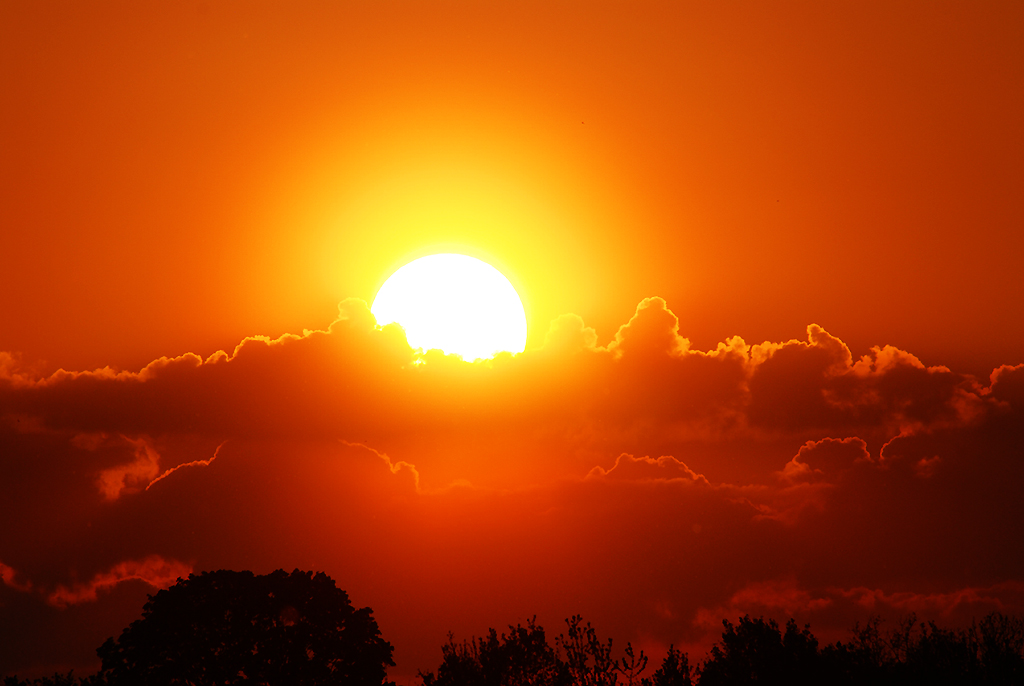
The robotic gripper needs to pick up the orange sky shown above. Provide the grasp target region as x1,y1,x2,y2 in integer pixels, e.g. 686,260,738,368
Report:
2,1,1023,681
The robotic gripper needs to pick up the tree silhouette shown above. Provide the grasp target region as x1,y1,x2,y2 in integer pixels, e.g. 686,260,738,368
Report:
649,646,691,686
2,673,95,686
94,569,394,686
557,615,618,686
823,611,1024,685
697,616,822,686
420,619,569,686
613,642,647,686
6,605,1024,686
419,616,648,686
977,612,1024,684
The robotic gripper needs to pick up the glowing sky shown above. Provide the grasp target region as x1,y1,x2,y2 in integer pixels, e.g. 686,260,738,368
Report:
1,2,1023,682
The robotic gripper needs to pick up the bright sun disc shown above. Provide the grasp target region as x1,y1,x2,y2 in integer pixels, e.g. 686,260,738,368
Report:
371,254,527,360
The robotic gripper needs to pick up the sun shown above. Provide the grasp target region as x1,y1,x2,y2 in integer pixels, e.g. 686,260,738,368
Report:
371,254,528,360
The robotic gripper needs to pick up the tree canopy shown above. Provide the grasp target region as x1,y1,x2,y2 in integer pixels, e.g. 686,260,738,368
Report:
94,568,394,686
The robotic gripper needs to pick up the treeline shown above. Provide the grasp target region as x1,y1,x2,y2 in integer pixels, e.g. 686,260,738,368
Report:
4,569,1023,685
419,613,1024,686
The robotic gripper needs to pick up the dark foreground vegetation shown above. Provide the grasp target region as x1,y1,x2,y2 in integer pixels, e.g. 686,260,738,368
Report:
420,613,1024,686
4,570,1023,686
4,569,394,686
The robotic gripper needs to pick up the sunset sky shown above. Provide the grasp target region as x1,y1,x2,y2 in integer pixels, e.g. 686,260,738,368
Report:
2,1,1023,681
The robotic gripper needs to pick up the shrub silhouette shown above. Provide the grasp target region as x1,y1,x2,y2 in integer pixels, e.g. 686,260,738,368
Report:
94,568,394,686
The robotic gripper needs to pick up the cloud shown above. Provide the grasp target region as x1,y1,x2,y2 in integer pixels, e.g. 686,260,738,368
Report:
96,436,161,500
146,441,225,491
1,298,999,480
587,453,708,484
0,556,190,608
778,437,871,483
989,363,1024,406
607,297,690,359
46,556,192,608
836,581,1024,618
913,455,941,478
694,578,834,630
542,313,599,355
340,440,422,493
0,560,32,593
745,324,982,436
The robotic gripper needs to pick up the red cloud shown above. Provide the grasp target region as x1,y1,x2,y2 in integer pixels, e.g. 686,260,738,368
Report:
146,441,225,491
587,453,709,484
0,561,33,593
96,436,161,500
1,298,999,489
46,556,192,608
778,437,872,483
0,556,191,608
836,581,1024,618
989,363,1024,406
694,578,834,630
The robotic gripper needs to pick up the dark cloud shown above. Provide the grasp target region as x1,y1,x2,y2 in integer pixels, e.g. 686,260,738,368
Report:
778,437,871,483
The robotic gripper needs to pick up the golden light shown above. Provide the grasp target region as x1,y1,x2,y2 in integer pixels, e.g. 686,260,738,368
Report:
371,254,528,360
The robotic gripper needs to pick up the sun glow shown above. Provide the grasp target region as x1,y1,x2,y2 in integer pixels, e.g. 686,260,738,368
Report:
371,254,528,360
